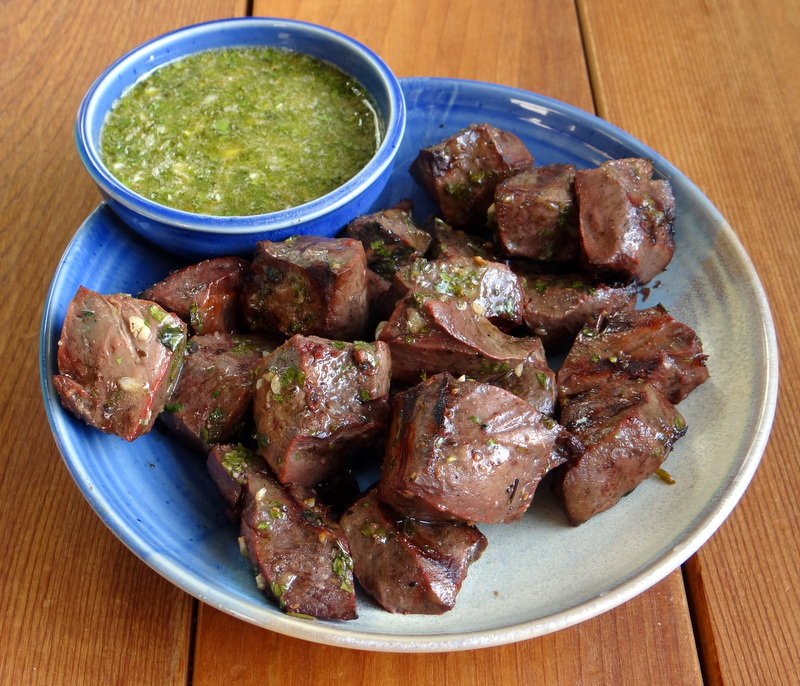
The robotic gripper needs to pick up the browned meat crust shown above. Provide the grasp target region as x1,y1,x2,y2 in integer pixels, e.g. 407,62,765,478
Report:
53,287,186,441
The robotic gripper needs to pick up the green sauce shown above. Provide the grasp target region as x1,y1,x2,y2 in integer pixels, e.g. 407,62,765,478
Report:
101,47,383,216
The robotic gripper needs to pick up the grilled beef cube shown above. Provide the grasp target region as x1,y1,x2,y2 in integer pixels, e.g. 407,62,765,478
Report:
575,158,676,284
252,335,391,487
208,443,250,519
365,268,394,326
379,373,572,524
53,287,186,441
410,123,534,230
208,444,361,524
343,199,432,280
240,477,357,621
388,256,524,331
340,487,487,614
208,444,337,521
140,256,250,335
490,355,557,415
516,269,638,350
427,217,496,260
207,444,357,620
242,235,369,340
377,291,555,414
556,305,709,405
493,164,580,262
554,379,687,525
160,333,277,453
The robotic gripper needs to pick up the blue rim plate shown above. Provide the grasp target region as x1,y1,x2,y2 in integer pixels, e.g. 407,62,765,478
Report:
40,77,778,652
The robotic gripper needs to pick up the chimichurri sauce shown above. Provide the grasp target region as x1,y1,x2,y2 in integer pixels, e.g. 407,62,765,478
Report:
101,47,383,216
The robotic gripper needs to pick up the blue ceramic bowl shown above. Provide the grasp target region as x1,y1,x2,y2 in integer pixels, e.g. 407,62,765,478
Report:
75,18,406,259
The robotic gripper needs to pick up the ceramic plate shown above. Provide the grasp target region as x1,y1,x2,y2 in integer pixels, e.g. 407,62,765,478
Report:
40,77,778,652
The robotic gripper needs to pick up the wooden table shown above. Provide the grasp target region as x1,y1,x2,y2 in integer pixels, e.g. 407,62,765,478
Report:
2,1,798,683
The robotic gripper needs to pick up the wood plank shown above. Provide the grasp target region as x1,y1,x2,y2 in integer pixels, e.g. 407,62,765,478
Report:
0,3,245,684
193,571,700,686
578,1,800,684
192,2,703,683
251,0,595,112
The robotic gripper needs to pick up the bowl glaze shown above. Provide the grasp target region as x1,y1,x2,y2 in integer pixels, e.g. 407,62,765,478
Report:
75,17,405,259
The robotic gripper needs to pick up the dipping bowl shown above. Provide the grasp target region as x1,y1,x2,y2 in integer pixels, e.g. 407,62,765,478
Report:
75,17,406,259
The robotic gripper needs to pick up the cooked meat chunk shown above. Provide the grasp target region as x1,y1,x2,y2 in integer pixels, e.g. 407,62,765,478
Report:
208,444,360,523
252,335,391,486
490,354,557,416
410,123,534,229
556,305,709,405
343,199,432,280
365,268,394,326
379,373,573,524
493,164,580,262
388,256,524,331
340,487,487,614
516,268,638,350
207,444,357,620
208,443,251,519
140,256,250,335
575,158,676,284
53,287,186,441
377,290,555,414
242,235,369,340
160,333,278,453
554,379,687,525
427,217,496,260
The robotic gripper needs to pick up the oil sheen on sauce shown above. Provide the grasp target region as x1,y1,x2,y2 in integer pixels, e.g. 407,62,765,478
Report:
101,47,383,216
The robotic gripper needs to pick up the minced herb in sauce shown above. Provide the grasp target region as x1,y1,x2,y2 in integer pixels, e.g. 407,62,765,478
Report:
101,47,383,216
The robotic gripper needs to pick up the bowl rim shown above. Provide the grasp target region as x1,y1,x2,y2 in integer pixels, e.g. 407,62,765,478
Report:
75,16,406,233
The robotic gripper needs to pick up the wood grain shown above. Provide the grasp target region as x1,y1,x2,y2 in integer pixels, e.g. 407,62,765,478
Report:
251,0,595,112
192,571,700,686
579,0,800,684
4,0,797,683
0,3,245,684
